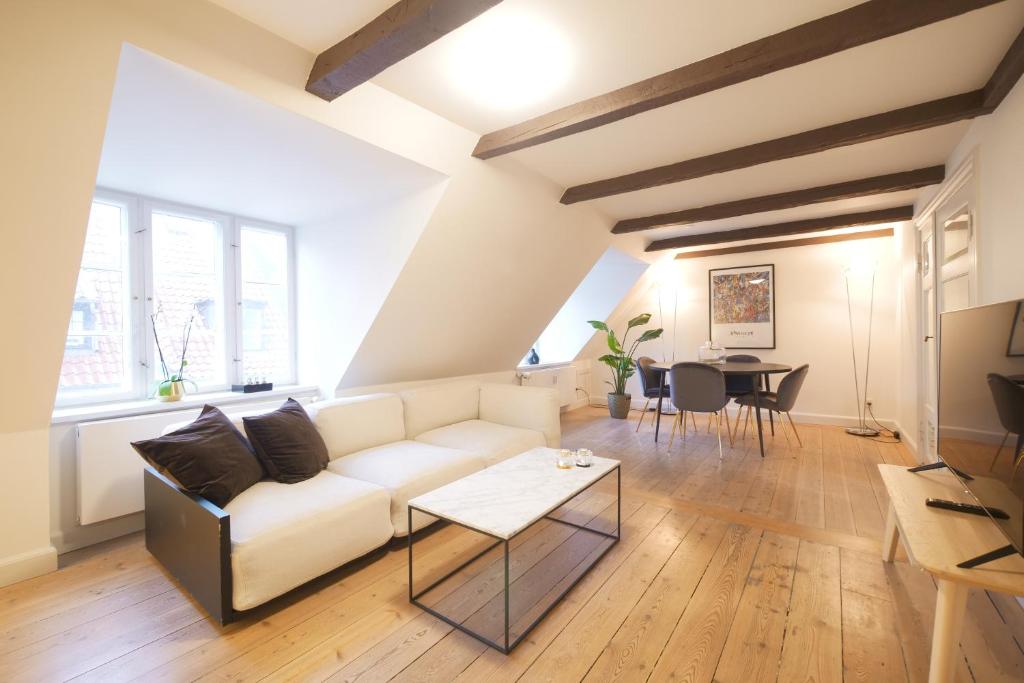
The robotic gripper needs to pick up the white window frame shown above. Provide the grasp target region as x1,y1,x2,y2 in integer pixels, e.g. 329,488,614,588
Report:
55,189,297,407
233,217,298,387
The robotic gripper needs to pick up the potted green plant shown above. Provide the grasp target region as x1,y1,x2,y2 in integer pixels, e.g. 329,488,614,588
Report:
588,314,663,419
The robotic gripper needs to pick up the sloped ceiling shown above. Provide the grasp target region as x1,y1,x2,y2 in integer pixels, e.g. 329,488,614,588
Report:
207,0,1024,249
98,46,443,226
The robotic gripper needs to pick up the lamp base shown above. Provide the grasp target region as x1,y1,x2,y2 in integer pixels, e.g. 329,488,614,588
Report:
845,426,880,437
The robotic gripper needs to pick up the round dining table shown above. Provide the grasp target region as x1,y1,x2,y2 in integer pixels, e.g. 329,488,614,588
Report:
649,361,792,458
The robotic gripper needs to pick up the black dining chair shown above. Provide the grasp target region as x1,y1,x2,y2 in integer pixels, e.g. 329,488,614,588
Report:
634,356,665,432
735,364,809,447
667,362,731,458
986,373,1024,472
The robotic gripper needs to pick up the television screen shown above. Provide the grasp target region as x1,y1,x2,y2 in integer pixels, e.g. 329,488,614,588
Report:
937,298,1024,557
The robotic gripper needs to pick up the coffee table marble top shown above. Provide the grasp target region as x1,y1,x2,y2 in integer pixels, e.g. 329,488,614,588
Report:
408,447,619,540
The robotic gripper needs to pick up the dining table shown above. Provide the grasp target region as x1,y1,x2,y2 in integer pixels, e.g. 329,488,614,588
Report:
649,361,793,458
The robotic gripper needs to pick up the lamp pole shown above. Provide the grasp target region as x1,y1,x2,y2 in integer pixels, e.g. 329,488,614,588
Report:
845,267,879,437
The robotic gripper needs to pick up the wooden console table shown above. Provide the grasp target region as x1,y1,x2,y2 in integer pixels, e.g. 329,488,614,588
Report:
878,464,1024,683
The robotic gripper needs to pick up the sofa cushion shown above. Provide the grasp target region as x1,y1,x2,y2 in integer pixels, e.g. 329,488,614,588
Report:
133,405,264,508
415,419,545,467
225,471,393,611
327,440,485,536
242,398,329,483
305,394,405,460
399,381,480,438
479,383,561,448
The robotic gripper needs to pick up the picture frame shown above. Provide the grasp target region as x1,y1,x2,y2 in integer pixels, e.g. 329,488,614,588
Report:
708,263,776,349
1008,301,1024,357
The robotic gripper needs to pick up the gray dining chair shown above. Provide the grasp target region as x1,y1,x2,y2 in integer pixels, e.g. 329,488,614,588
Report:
667,362,731,459
634,356,664,432
724,354,760,440
735,364,809,447
986,373,1024,472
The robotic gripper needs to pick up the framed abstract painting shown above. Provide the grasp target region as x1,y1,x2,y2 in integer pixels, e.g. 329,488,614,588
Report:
708,264,776,349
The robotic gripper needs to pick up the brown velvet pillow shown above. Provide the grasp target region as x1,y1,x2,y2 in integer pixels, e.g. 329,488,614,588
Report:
131,405,264,508
242,398,329,484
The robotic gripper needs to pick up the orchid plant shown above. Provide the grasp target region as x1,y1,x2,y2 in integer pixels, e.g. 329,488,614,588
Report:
151,305,199,397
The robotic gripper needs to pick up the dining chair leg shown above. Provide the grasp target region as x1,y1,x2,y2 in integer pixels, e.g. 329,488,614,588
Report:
690,412,698,431
682,411,688,440
669,411,679,448
742,406,751,440
715,412,724,460
723,408,734,447
635,398,651,432
777,411,792,447
786,412,803,448
706,413,713,433
988,431,1009,471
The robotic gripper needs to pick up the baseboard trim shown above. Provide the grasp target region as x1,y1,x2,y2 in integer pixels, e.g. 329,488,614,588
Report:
0,545,58,588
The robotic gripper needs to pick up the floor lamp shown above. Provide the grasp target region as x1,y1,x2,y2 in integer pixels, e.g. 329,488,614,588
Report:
844,261,879,437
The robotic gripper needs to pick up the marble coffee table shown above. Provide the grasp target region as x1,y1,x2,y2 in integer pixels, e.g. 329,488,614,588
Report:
407,447,621,654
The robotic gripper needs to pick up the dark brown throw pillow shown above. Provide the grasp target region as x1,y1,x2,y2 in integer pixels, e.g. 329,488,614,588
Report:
242,398,329,484
131,405,264,508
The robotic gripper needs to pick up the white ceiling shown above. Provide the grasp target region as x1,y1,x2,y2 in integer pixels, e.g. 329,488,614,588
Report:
97,45,445,227
206,0,1024,245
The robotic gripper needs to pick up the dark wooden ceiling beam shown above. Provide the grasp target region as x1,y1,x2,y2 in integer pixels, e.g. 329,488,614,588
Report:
673,228,894,260
472,0,1003,159
563,92,988,204
307,0,503,101
612,166,943,234
647,206,913,252
983,26,1024,108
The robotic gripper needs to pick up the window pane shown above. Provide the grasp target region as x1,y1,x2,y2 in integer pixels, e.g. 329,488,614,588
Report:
151,211,225,388
58,200,132,399
240,227,290,382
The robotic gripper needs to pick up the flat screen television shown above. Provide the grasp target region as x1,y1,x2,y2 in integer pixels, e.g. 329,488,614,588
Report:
935,298,1024,567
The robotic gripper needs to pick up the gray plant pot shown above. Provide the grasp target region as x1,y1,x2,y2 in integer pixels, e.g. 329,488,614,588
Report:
607,393,632,419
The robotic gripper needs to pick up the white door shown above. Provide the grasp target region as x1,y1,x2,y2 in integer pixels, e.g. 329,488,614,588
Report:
917,173,977,462
918,219,938,460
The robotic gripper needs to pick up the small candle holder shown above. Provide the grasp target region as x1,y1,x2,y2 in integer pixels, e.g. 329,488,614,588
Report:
574,448,593,468
556,449,574,469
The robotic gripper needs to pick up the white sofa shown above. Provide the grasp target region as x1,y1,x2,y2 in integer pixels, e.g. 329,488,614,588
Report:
145,380,560,619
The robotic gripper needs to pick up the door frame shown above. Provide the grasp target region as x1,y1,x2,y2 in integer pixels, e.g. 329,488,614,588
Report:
912,151,978,463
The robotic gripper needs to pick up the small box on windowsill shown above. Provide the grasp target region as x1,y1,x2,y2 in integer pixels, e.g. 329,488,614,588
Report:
231,383,273,394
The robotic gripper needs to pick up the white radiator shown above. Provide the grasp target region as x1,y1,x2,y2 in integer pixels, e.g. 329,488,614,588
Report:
76,397,310,525
520,365,577,407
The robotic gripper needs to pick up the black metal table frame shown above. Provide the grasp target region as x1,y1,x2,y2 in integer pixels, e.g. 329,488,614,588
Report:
407,465,621,654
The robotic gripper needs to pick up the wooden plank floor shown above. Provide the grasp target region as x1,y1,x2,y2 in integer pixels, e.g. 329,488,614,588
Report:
2,407,1022,682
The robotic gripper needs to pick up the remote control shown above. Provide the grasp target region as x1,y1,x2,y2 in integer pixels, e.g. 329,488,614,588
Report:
925,498,1010,520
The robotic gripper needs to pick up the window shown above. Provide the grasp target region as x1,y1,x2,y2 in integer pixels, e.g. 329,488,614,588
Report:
239,225,292,383
57,196,134,401
56,191,296,406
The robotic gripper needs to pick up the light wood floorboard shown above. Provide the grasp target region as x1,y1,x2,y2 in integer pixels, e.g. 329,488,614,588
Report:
0,407,1021,682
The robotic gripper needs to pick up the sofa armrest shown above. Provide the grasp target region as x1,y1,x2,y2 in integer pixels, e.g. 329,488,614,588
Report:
479,383,561,448
144,467,234,624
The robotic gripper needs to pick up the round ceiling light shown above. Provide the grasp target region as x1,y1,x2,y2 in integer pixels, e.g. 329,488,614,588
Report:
446,10,572,111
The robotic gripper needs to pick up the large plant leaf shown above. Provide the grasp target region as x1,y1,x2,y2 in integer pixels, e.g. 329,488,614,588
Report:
587,320,609,332
626,313,652,329
606,331,623,354
636,328,664,342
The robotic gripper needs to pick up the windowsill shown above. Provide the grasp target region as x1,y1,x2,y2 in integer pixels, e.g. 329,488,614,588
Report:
51,384,320,425
516,361,578,372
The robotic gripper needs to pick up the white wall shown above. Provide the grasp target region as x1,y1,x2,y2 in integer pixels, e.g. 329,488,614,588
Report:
532,247,649,365
581,233,902,427
297,181,450,396
917,77,1024,306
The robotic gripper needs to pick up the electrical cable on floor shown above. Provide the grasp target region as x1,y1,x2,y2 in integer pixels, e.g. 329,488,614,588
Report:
866,403,902,443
